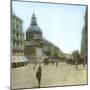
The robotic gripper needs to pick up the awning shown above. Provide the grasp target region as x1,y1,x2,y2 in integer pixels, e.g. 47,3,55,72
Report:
21,56,29,62
11,56,29,63
12,56,19,63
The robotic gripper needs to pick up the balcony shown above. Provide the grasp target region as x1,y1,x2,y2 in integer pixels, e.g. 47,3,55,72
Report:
12,46,24,51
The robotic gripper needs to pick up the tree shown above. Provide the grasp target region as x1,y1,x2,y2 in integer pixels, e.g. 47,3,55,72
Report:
53,52,58,58
72,50,80,69
43,51,51,59
43,58,49,65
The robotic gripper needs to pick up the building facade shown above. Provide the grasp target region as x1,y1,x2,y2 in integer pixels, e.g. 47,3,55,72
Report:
12,14,24,55
11,13,28,68
80,9,87,64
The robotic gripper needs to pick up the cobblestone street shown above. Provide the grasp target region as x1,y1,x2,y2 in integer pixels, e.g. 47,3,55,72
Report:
11,62,87,89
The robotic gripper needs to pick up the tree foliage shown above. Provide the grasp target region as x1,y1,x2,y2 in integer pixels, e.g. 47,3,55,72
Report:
43,51,51,58
43,58,49,65
72,50,80,64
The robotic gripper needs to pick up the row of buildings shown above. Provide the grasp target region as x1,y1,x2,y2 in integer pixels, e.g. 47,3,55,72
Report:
64,8,88,64
80,8,87,64
11,12,64,68
11,13,28,68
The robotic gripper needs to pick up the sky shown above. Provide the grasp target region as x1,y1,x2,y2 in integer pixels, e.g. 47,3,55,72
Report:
12,0,86,54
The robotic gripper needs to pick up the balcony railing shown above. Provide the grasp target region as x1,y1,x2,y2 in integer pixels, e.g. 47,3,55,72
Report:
12,46,24,51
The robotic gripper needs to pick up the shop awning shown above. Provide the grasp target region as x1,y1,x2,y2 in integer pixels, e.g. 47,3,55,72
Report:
11,56,29,63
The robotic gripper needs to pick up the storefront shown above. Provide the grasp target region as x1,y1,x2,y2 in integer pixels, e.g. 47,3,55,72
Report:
11,56,29,68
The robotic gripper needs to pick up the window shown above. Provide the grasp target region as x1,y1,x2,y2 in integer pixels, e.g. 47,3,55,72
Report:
17,33,19,37
16,24,19,30
17,42,19,46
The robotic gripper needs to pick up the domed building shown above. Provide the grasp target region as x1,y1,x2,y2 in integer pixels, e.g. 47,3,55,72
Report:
26,13,42,41
24,13,44,64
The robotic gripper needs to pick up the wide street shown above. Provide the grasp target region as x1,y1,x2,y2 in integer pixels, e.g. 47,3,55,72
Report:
11,62,87,89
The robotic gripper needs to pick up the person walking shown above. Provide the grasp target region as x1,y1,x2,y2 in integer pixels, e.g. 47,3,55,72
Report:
83,58,85,68
33,65,35,70
56,62,58,67
36,65,42,88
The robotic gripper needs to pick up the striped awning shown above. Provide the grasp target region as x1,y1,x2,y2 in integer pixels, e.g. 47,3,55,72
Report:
11,56,29,63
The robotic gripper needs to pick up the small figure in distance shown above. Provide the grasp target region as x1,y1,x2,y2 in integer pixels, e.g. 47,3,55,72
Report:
36,64,42,88
56,62,58,67
33,65,35,70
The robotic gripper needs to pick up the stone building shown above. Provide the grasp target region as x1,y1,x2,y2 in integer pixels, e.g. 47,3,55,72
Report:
80,8,88,64
11,13,28,68
12,13,24,55
24,13,44,64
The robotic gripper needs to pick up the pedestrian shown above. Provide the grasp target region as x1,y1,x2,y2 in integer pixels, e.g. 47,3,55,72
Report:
33,65,35,70
75,61,78,70
56,62,58,67
36,65,42,88
52,62,54,65
83,58,85,68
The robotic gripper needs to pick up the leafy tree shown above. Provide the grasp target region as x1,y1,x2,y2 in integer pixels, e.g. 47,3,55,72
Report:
72,51,80,62
43,58,49,65
53,52,58,58
72,50,80,69
43,51,51,59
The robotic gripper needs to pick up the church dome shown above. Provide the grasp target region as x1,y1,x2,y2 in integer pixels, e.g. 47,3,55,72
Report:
27,25,42,33
27,13,42,33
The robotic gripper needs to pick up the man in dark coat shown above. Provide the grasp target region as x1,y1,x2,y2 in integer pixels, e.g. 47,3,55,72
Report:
36,65,42,88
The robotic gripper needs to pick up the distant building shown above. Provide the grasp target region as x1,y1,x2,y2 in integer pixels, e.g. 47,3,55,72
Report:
65,54,73,60
24,13,43,63
80,9,87,64
11,13,28,68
